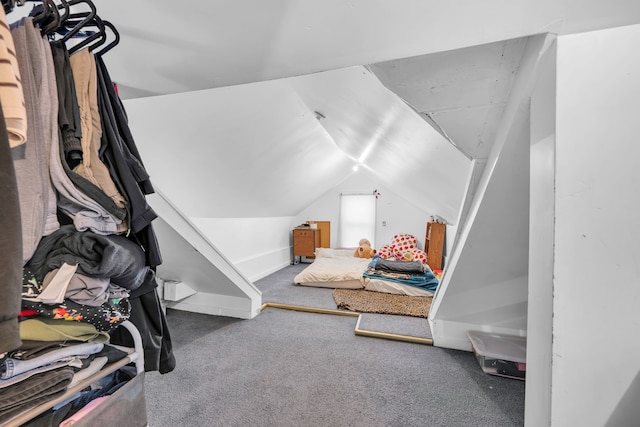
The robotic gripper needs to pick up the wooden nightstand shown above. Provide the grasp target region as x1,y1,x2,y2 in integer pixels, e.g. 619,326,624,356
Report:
292,228,320,263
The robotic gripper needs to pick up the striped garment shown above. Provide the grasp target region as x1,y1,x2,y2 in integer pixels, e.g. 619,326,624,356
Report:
0,7,26,147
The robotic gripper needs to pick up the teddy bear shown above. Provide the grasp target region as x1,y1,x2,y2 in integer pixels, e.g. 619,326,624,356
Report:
354,238,376,258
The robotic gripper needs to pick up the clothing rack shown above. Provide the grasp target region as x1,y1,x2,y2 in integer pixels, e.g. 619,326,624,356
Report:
4,0,119,55
1,1,174,424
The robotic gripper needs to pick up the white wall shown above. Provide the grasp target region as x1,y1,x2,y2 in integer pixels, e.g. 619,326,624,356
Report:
428,34,553,351
120,79,353,283
547,24,640,427
122,80,355,220
190,216,296,281
295,168,436,251
148,193,262,319
186,167,440,282
525,37,556,427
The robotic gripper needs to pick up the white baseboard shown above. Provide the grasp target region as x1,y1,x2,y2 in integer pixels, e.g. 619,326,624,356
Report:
165,292,261,319
248,261,292,282
234,247,293,282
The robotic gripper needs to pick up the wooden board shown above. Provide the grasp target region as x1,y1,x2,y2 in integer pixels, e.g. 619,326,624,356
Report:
307,221,330,248
425,221,445,270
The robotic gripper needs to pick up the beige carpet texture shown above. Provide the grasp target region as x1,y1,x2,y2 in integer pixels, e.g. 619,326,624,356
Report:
333,289,433,318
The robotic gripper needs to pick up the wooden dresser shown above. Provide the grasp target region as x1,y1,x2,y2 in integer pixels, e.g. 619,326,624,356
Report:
425,221,445,270
293,228,320,262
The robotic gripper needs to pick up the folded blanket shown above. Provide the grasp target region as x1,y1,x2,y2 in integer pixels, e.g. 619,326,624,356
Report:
374,258,425,274
365,256,439,292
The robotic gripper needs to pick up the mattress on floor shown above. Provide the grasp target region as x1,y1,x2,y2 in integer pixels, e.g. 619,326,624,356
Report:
293,249,370,289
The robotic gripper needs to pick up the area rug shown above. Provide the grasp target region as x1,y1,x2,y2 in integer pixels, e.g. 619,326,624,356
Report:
333,289,433,318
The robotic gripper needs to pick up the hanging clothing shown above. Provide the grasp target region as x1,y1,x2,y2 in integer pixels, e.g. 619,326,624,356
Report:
93,55,173,372
0,0,27,360
0,102,22,354
0,7,26,148
50,124,129,235
95,55,161,266
1,7,174,377
69,48,127,210
10,17,59,263
38,34,127,236
49,41,128,224
50,40,82,169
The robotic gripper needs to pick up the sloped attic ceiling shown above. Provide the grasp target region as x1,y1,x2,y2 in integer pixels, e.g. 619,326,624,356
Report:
121,37,526,223
123,65,471,222
92,0,639,99
368,38,527,161
82,0,639,223
287,67,472,222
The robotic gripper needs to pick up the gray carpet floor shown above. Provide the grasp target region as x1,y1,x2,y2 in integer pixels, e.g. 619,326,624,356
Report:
144,263,525,426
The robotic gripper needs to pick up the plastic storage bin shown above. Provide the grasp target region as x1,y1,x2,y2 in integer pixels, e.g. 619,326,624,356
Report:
467,331,526,380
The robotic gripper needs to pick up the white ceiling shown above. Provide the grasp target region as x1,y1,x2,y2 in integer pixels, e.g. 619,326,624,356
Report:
90,0,639,99
369,37,527,160
16,1,636,221
123,65,472,221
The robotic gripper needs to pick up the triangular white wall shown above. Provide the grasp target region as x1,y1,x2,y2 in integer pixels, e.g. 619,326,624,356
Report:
148,192,262,319
428,34,553,350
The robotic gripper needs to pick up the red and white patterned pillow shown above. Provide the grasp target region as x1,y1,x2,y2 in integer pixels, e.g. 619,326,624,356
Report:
392,234,417,252
376,234,428,265
408,248,428,265
377,244,395,259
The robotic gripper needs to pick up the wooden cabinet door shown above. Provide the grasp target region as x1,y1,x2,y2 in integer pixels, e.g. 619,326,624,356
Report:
425,222,445,270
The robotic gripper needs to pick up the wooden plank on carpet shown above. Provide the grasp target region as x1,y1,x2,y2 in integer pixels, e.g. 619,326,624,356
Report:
356,313,432,338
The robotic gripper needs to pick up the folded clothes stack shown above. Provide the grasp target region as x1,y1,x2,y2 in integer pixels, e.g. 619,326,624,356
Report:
364,255,440,293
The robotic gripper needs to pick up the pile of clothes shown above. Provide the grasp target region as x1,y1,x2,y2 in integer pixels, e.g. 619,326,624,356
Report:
365,234,440,293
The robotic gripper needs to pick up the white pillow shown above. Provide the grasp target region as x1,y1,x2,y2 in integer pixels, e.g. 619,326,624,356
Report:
314,248,355,259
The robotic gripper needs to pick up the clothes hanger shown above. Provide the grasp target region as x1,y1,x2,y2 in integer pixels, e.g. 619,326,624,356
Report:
40,0,61,35
28,0,51,26
67,13,104,54
95,20,118,56
2,0,15,14
55,0,69,25
21,0,61,35
60,0,95,43
86,15,107,51
54,10,89,36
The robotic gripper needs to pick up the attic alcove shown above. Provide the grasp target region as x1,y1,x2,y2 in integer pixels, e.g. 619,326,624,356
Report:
117,33,538,354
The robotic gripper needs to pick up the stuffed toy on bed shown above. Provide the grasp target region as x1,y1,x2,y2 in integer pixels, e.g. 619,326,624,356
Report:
354,238,376,258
